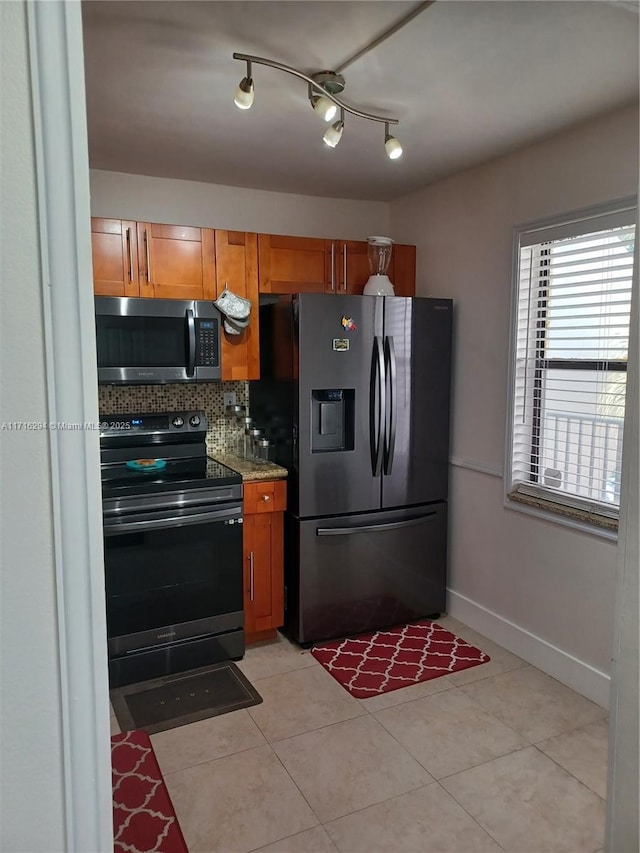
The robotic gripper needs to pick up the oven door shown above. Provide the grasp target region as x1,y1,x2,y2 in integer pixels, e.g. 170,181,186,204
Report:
103,502,243,657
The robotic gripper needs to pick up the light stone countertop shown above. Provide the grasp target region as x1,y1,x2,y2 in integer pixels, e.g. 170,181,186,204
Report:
212,453,288,483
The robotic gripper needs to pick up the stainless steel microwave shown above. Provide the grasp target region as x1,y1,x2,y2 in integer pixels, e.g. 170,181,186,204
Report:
95,296,222,384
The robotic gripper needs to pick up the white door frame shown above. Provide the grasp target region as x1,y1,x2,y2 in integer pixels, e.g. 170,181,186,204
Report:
27,1,112,848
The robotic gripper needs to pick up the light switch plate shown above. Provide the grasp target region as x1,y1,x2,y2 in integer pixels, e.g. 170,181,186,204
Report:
223,391,236,407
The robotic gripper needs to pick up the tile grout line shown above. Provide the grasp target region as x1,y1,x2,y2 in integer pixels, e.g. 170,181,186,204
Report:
371,696,539,790
159,737,270,781
432,776,510,852
435,742,533,784
531,743,607,803
266,740,326,834
447,658,529,687
371,681,536,754
264,714,435,829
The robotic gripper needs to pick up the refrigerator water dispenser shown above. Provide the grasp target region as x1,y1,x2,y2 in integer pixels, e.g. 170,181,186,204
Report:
311,389,354,452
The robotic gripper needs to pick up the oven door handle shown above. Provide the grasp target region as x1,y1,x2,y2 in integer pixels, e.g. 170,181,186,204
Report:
103,505,242,535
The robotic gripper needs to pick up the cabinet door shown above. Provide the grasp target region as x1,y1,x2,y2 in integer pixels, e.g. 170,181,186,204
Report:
243,511,284,639
137,222,215,300
336,240,371,295
335,241,416,296
259,234,331,294
91,218,139,296
392,244,416,297
215,231,260,380
243,480,286,643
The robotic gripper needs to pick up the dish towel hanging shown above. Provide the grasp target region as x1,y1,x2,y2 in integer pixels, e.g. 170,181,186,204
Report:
214,284,252,335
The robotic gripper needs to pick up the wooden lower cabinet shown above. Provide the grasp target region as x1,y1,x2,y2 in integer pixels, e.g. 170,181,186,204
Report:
242,480,286,644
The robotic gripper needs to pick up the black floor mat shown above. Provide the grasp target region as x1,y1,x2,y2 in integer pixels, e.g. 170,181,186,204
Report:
110,661,262,735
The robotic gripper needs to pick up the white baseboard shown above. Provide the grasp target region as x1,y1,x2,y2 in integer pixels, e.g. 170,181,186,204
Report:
446,589,611,709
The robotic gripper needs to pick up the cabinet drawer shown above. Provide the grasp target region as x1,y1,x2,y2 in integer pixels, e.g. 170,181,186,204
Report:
243,480,286,514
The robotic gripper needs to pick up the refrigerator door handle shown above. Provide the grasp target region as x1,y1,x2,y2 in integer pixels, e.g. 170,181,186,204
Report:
316,511,438,536
383,335,397,475
370,335,386,476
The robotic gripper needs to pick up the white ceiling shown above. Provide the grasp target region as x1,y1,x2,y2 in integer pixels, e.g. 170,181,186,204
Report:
82,1,639,202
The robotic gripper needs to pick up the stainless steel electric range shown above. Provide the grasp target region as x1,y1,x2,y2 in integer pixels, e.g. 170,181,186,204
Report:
100,410,244,687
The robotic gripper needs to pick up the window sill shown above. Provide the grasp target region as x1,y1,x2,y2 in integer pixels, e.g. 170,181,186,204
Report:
506,490,618,536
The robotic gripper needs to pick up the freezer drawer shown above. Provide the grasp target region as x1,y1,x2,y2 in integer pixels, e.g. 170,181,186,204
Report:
286,503,447,644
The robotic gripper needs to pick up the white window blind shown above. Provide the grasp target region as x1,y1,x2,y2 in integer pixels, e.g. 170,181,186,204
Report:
510,205,636,519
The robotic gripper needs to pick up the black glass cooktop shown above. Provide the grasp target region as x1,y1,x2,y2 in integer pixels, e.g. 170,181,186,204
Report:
101,456,241,499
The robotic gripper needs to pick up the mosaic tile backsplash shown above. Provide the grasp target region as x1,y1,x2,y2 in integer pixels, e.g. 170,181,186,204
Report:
98,381,249,455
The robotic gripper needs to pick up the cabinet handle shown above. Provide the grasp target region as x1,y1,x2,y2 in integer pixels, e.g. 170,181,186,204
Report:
126,227,134,282
261,494,271,501
144,228,151,282
330,242,335,292
343,244,347,291
249,551,254,601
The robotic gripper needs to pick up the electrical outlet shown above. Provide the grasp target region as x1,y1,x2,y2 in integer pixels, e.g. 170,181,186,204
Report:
223,391,236,408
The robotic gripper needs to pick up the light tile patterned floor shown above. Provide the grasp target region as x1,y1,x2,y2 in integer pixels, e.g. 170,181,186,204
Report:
110,616,609,853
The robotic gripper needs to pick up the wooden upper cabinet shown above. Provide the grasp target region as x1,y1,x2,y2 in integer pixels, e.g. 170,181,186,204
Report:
215,231,260,381
257,235,416,298
392,244,417,297
92,220,416,302
137,222,216,300
335,240,370,295
335,240,416,297
258,234,330,294
91,218,139,297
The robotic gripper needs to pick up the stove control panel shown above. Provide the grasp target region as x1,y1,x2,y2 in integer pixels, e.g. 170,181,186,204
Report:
100,411,207,437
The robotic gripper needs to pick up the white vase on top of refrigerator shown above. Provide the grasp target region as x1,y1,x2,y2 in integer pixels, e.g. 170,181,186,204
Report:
251,293,452,645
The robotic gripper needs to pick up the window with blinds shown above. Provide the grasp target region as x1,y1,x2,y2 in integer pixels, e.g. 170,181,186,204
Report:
509,202,636,520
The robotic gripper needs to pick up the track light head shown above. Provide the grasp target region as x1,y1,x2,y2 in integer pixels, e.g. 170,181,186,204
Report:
384,123,403,159
313,96,337,122
234,77,254,109
234,61,254,109
309,71,344,122
323,111,345,148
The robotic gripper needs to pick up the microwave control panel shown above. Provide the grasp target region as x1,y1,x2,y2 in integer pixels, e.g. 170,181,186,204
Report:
196,319,220,367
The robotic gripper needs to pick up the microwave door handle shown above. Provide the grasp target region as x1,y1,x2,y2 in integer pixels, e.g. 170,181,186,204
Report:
186,309,196,377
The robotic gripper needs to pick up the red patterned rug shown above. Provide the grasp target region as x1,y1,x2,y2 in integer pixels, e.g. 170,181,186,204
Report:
111,730,188,852
311,620,490,698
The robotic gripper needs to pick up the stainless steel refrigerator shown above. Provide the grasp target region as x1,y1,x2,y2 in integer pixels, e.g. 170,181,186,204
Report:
251,293,452,645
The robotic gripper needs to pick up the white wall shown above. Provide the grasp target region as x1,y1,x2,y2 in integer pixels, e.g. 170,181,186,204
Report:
90,169,389,240
0,3,66,849
389,104,639,705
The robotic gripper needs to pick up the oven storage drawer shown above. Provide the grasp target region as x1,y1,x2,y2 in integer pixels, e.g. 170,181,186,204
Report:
108,628,245,688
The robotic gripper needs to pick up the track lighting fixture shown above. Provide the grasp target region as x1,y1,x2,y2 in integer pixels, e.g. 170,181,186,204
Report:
234,60,254,110
233,53,403,160
384,123,403,160
323,109,345,148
